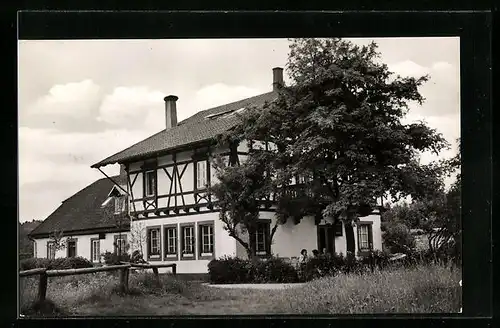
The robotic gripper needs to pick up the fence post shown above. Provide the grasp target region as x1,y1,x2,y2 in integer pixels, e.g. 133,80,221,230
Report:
172,264,177,276
152,267,160,286
119,267,129,293
38,272,48,303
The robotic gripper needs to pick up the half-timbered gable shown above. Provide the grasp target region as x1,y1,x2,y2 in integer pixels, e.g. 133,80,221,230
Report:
91,67,383,274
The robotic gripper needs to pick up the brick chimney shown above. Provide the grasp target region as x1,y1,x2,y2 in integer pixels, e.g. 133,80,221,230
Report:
272,67,284,91
164,95,178,130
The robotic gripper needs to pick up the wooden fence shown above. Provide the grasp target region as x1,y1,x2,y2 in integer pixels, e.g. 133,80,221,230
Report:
19,262,177,303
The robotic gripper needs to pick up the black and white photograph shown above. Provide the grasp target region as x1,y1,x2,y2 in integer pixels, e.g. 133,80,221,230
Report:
18,36,462,316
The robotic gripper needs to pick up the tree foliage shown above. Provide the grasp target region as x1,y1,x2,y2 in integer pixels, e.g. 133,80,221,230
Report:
213,38,450,256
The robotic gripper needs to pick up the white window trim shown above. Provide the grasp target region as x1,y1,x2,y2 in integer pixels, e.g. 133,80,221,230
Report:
145,170,156,197
166,227,177,255
115,237,127,255
200,225,214,255
114,196,123,214
358,225,370,251
149,229,160,255
47,242,56,259
91,239,100,263
182,226,194,255
196,161,208,189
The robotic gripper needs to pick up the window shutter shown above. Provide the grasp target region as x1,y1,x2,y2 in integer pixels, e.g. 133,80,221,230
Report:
249,229,256,256
357,225,362,251
368,225,373,250
265,223,271,255
147,230,151,256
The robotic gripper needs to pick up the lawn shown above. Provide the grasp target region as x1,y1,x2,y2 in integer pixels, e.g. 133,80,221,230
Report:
19,264,461,316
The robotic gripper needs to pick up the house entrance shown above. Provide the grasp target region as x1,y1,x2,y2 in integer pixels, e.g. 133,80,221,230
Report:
317,222,342,255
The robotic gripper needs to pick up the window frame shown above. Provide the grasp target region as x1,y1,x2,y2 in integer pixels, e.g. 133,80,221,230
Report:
317,224,336,255
146,226,161,261
195,160,208,190
90,238,101,263
114,234,128,256
33,241,37,258
357,221,374,255
251,220,271,257
180,223,196,260
66,238,77,258
163,224,178,261
144,170,157,198
198,221,215,260
46,241,55,260
114,196,125,214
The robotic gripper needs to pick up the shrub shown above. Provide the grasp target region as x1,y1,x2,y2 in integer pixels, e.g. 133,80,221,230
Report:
20,257,93,271
251,257,299,283
383,223,416,254
208,256,251,284
102,251,131,265
209,256,299,284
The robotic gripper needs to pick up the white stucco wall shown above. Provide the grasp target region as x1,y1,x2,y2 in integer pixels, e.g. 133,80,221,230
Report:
133,212,237,274
33,232,131,262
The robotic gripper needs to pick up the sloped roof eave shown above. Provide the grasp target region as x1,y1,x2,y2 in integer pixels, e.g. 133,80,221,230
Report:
91,137,219,168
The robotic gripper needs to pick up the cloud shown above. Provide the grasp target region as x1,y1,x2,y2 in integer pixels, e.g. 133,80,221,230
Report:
389,60,430,78
18,127,153,186
27,79,101,118
193,83,265,111
97,86,166,129
431,61,453,71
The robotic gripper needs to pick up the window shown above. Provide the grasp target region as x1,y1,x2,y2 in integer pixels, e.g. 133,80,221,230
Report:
147,227,161,260
164,226,178,260
145,170,156,197
91,239,100,263
196,161,207,189
254,221,270,256
33,241,37,258
199,222,214,258
297,174,309,184
47,242,55,259
114,196,125,214
67,239,77,258
114,235,127,256
317,225,335,255
181,225,195,258
357,223,373,252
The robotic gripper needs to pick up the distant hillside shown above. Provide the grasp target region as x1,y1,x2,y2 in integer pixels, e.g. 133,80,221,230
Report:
19,220,43,260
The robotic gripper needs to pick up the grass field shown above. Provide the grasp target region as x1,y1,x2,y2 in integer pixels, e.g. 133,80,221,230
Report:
19,264,461,316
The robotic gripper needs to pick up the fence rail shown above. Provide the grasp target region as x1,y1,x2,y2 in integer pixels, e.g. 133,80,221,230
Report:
19,262,177,304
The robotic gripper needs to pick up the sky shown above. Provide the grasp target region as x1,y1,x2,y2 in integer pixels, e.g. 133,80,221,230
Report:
18,37,460,223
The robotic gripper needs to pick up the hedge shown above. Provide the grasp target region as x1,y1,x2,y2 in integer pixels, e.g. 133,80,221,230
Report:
208,251,396,284
208,256,299,284
20,257,93,271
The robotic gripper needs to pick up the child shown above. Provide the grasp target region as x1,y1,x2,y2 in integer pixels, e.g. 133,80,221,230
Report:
298,249,308,263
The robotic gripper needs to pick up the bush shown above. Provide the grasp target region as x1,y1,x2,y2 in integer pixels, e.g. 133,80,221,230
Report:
251,257,299,283
208,256,299,284
102,251,131,265
383,223,416,254
208,256,252,284
20,257,93,271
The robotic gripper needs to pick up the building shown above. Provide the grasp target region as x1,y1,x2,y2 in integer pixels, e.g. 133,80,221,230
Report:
91,67,383,273
28,175,131,263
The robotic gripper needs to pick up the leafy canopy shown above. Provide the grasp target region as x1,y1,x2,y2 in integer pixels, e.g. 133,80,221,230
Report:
217,38,449,225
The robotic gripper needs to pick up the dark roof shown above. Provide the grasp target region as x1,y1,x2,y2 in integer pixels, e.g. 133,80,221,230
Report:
92,91,277,168
29,176,129,238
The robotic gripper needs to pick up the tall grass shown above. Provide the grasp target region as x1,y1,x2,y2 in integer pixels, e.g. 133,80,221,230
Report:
19,264,461,316
281,264,461,314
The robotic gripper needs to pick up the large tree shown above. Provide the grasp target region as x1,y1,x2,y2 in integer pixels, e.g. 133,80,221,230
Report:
213,38,449,258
